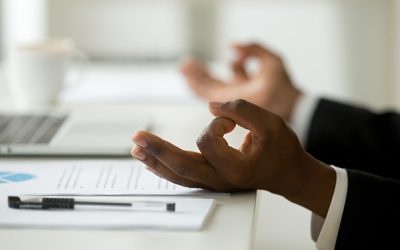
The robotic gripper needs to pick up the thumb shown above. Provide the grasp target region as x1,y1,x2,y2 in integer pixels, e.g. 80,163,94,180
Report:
231,60,249,82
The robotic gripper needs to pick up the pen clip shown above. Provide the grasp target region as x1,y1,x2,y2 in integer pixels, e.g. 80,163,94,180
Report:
8,196,23,208
8,196,44,209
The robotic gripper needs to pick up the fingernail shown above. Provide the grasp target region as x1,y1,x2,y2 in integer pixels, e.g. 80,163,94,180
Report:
132,148,146,160
209,102,223,109
134,139,147,148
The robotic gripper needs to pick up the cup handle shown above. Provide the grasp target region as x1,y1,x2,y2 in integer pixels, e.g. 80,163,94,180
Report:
65,49,89,87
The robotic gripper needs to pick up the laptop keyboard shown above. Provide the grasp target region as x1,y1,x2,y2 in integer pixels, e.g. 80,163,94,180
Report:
0,114,67,144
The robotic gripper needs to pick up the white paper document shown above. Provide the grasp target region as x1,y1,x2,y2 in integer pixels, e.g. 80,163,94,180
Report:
0,159,226,196
0,195,215,230
0,159,220,230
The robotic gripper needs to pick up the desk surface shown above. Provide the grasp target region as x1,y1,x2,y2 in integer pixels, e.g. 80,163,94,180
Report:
0,63,316,250
0,194,257,250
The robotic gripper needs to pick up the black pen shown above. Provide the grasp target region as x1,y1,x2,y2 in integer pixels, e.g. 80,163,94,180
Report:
8,196,176,212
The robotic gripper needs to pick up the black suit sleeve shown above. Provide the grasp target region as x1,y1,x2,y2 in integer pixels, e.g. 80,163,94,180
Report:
305,98,400,248
306,98,400,180
335,170,400,249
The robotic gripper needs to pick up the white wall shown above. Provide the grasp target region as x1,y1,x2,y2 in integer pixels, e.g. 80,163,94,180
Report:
1,0,399,109
48,0,189,60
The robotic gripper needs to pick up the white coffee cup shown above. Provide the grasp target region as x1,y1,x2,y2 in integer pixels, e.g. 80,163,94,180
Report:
7,39,86,109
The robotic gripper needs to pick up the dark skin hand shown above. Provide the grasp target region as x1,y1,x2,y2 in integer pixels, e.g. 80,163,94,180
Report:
131,99,336,218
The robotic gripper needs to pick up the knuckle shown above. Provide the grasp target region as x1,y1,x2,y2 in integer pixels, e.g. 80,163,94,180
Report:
258,128,273,146
257,115,286,146
146,142,164,157
173,161,191,177
249,43,261,50
227,99,248,113
170,152,193,177
272,115,287,133
272,114,285,127
263,111,285,129
196,131,212,150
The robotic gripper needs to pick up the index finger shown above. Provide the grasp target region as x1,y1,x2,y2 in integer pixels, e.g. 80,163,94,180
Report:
208,100,267,132
196,117,242,168
232,43,280,61
132,131,218,184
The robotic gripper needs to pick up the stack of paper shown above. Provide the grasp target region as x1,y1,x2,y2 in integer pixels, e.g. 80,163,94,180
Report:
0,159,223,230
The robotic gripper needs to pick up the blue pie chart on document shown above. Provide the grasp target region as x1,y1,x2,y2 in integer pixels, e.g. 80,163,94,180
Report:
0,172,36,184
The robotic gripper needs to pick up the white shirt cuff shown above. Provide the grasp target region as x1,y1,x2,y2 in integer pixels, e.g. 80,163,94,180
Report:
315,166,348,250
289,94,319,146
289,95,348,249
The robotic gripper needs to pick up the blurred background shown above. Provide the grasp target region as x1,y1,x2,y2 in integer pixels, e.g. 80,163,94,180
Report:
1,0,400,109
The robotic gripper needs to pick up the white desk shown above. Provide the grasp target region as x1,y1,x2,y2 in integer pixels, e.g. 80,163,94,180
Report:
0,63,316,249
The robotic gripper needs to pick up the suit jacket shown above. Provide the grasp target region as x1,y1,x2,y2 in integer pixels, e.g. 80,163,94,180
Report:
305,98,400,249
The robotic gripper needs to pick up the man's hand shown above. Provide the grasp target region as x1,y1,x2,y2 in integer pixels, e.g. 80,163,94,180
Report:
181,43,302,121
131,99,336,218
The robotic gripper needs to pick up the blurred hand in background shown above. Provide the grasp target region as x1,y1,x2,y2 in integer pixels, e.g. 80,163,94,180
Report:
180,43,302,122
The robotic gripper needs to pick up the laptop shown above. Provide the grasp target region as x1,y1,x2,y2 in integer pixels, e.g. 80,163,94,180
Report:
0,111,149,156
